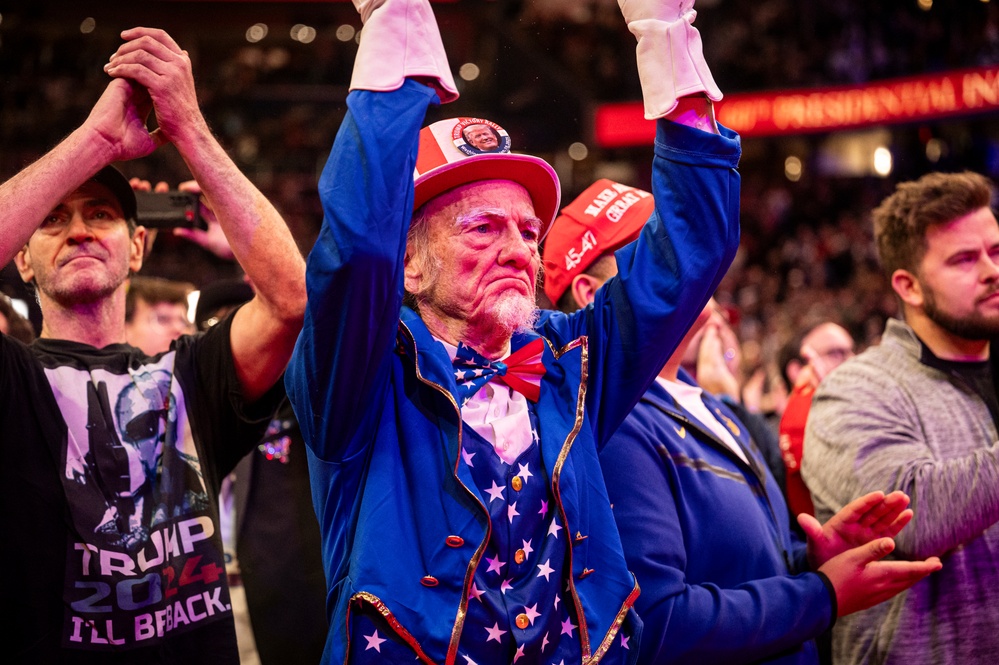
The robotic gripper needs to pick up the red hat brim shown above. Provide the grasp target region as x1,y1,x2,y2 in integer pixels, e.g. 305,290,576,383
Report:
413,153,561,239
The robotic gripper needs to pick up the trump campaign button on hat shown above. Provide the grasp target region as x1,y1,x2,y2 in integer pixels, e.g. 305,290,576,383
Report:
413,117,561,235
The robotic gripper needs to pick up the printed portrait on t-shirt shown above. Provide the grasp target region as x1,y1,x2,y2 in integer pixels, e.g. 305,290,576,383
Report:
58,365,207,551
45,352,229,651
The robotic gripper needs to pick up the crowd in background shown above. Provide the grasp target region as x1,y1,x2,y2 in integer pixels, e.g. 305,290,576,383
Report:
527,0,999,97
4,0,999,416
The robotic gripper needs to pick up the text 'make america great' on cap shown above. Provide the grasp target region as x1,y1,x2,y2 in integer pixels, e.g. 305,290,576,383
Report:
541,179,655,304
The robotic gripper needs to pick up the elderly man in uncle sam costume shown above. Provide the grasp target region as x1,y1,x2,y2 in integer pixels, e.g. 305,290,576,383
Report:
285,0,740,662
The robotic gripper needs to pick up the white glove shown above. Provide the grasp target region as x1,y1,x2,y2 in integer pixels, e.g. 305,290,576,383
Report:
350,0,459,103
619,0,722,119
352,0,384,23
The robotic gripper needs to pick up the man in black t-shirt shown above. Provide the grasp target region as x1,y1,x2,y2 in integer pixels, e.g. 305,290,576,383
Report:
0,28,305,664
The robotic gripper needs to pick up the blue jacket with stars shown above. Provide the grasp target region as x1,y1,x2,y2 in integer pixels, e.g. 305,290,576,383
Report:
285,80,741,664
600,374,835,665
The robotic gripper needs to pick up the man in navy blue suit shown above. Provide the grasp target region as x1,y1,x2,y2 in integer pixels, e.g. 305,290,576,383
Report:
545,178,942,665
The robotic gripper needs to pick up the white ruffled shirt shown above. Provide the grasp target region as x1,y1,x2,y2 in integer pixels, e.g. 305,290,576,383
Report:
438,338,534,465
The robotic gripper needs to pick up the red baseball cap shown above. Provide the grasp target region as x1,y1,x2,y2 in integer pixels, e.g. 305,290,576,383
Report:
413,117,561,234
542,179,654,304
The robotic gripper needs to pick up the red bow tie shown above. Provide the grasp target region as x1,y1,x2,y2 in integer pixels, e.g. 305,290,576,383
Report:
453,338,546,405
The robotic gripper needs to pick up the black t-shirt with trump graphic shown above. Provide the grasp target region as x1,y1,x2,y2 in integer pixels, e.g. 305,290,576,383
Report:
0,313,281,664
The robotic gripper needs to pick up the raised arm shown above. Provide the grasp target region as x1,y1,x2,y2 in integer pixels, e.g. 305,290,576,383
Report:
105,28,306,402
539,113,741,446
284,0,457,459
539,0,739,444
0,78,158,265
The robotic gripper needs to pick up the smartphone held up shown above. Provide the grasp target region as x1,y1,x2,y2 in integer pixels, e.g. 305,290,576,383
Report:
135,191,206,230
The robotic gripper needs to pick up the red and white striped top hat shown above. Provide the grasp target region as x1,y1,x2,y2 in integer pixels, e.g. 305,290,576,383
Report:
413,117,561,238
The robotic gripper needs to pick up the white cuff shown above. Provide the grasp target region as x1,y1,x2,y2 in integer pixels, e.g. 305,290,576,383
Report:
349,0,459,103
628,10,722,119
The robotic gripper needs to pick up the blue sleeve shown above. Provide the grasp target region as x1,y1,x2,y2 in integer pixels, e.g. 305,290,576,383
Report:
789,530,811,573
602,416,833,664
285,81,439,462
541,119,741,447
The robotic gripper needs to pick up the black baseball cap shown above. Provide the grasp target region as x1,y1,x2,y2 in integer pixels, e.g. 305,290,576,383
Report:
90,165,137,223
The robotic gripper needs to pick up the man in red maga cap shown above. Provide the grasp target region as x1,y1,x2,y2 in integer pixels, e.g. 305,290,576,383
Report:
286,0,738,662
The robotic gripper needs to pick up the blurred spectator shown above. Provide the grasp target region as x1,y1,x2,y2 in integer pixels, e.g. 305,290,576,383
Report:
0,293,35,343
778,321,856,519
122,194,327,664
684,300,789,493
546,179,939,665
124,275,196,355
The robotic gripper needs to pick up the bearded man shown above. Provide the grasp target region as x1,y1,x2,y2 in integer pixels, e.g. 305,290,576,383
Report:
285,0,740,662
803,171,999,664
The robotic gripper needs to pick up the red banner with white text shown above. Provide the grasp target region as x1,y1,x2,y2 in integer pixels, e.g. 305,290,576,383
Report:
595,65,999,147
